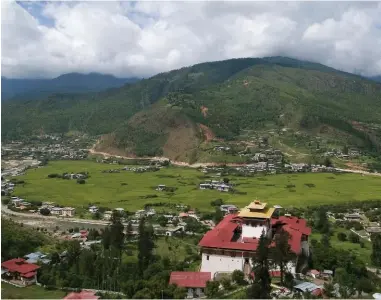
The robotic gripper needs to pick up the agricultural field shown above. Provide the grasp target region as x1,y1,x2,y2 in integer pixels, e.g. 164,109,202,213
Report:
1,283,66,299
13,160,381,212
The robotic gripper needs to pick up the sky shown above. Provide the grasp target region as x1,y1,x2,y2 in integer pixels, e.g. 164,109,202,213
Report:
2,1,381,79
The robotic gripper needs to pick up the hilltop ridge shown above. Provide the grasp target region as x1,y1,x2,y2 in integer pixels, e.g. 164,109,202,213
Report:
2,56,381,164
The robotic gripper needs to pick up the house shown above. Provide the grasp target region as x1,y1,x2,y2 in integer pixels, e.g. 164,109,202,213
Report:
169,272,211,298
103,211,113,220
156,184,166,191
24,252,51,264
88,206,98,214
220,205,238,213
344,213,361,221
198,200,311,279
199,183,212,190
294,282,322,296
1,258,40,286
165,226,185,237
50,207,63,215
62,207,75,217
321,270,333,279
63,291,99,299
307,269,320,279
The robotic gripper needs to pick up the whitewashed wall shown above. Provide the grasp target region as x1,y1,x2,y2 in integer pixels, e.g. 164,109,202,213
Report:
242,224,269,239
200,253,245,278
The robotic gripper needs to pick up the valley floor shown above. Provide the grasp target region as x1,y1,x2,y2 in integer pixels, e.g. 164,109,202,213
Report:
11,160,381,212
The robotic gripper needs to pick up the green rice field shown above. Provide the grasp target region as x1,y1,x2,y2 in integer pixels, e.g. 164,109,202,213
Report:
12,160,381,211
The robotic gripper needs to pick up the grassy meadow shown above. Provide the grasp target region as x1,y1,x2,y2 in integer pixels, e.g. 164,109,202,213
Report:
13,160,381,211
1,283,66,299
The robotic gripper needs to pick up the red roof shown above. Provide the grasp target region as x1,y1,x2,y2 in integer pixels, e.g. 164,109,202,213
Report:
22,271,37,278
64,291,99,299
169,272,211,288
179,212,188,218
198,214,311,254
1,258,40,274
312,288,322,296
309,269,320,275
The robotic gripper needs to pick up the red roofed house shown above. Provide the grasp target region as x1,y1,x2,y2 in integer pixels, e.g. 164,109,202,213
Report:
198,200,311,279
169,271,211,298
63,291,99,299
1,258,40,286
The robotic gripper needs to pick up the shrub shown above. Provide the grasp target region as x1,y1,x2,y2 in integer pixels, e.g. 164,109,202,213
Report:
337,232,347,241
349,232,360,243
77,179,86,184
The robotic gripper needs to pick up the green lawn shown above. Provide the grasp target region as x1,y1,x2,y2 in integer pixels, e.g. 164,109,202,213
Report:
310,227,373,266
123,236,200,266
13,160,381,211
1,283,66,299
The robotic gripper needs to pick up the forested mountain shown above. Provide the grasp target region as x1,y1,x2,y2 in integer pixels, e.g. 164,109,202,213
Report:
2,57,381,162
1,73,139,101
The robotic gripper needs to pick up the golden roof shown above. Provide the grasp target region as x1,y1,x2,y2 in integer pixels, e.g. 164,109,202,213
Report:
238,200,275,219
246,200,267,210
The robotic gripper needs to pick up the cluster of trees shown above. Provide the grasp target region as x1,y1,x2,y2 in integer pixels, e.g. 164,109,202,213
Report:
37,213,192,298
1,218,48,261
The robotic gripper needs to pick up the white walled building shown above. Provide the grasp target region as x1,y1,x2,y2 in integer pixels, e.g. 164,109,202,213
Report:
198,200,311,279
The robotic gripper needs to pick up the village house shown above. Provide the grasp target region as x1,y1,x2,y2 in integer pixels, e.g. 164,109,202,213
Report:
50,207,63,215
1,258,40,286
24,252,51,264
198,200,311,279
344,213,362,221
307,269,320,279
88,206,98,214
103,211,113,220
156,184,166,191
61,207,75,217
169,271,211,298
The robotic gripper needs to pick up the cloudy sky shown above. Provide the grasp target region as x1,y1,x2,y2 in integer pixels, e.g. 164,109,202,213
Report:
2,1,381,79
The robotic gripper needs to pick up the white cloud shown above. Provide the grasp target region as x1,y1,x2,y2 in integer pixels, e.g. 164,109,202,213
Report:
2,1,381,78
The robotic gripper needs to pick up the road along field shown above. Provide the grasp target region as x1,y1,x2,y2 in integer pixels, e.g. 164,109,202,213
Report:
12,160,381,212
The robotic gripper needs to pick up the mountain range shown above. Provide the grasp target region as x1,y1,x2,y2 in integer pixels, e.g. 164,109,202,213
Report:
1,73,139,101
2,56,381,163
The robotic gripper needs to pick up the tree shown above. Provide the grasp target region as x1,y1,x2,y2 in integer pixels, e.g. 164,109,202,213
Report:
231,270,245,285
223,178,230,184
221,277,232,291
213,208,224,225
109,211,125,251
77,179,86,184
272,229,292,285
323,282,335,298
320,234,331,248
334,267,356,298
137,218,154,274
249,231,272,299
126,222,133,241
371,234,381,267
205,280,220,298
39,208,51,216
173,287,187,299
337,232,347,241
348,232,360,243
157,216,168,227
356,277,374,296
324,157,333,167
315,207,330,234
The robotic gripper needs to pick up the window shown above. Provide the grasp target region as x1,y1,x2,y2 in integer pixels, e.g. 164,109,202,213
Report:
206,255,209,261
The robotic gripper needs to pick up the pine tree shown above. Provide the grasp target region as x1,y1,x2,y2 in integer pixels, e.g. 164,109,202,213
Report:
371,233,381,267
137,217,154,274
272,229,293,285
248,231,272,299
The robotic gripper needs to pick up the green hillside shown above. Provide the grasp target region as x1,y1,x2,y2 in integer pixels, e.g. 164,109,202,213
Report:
2,57,381,162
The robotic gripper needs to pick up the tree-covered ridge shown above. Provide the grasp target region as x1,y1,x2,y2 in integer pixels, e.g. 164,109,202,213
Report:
2,57,381,160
